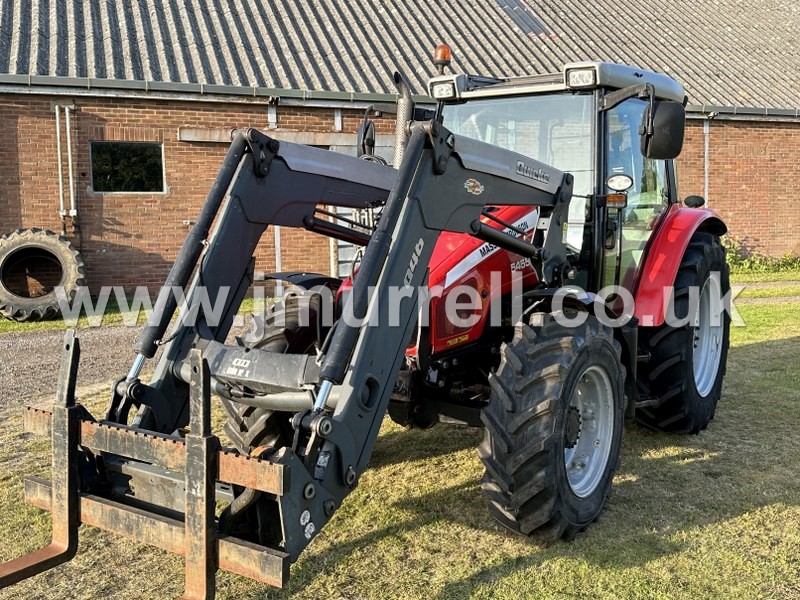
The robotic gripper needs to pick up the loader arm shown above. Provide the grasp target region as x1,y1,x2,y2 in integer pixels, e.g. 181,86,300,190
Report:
0,121,572,593
132,121,572,560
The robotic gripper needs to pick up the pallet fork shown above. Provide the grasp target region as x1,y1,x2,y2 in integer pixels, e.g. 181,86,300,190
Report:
3,332,290,596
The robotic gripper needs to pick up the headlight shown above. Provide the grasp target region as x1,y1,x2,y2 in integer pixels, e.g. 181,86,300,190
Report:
431,81,456,100
565,68,597,89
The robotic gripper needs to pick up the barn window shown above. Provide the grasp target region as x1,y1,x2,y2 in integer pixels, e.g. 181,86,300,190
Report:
90,141,165,193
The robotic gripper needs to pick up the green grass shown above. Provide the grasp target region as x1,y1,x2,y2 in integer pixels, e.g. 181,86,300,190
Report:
730,269,800,284
736,284,800,300
0,299,148,334
729,302,800,344
0,296,272,335
1,307,799,598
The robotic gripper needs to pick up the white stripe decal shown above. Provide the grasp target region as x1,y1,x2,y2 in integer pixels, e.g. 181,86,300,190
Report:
443,210,538,289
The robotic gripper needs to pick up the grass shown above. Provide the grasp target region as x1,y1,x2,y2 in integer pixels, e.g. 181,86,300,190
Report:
0,304,799,598
730,270,800,284
736,284,800,300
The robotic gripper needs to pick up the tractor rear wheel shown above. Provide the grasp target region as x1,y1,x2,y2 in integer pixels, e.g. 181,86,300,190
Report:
636,231,730,434
479,311,625,541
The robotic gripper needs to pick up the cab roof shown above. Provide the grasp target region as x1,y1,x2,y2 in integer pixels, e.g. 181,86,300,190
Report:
445,61,686,103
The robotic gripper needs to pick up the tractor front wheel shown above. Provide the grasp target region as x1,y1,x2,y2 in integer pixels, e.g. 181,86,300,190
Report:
220,298,317,453
479,311,625,541
218,297,319,546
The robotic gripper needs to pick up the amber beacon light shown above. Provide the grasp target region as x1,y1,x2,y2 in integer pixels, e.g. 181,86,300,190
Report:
433,44,452,74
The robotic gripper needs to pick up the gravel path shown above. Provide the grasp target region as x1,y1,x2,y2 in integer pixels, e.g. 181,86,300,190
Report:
0,318,252,409
0,326,142,408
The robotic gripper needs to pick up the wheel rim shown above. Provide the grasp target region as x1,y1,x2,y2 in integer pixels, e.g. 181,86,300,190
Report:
564,365,615,498
693,278,724,397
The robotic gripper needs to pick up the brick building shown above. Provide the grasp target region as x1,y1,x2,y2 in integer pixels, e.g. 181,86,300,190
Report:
0,93,396,290
0,0,798,295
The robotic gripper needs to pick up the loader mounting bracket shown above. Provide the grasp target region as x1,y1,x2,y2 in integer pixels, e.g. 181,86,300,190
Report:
244,128,280,178
107,376,172,430
421,120,455,174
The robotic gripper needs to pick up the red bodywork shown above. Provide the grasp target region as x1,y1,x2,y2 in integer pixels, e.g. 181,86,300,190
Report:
633,205,726,327
338,202,725,356
424,205,540,354
338,205,540,355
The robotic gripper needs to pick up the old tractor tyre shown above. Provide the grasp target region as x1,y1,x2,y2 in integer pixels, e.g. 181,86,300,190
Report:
636,231,730,434
219,299,318,454
478,311,625,542
0,228,86,322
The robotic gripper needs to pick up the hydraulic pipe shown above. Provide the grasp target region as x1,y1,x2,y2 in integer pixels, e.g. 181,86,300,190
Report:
239,389,339,412
133,132,248,359
469,219,542,259
302,215,371,246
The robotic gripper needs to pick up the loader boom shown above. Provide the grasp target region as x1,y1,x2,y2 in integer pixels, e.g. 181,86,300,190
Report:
0,121,572,593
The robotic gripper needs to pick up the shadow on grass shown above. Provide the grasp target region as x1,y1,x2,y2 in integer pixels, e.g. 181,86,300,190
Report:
274,335,800,597
369,424,483,468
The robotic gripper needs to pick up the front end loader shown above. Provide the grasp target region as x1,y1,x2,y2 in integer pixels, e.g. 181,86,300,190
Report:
0,50,729,597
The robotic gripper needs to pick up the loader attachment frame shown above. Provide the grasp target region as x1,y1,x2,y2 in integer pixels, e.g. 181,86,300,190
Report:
0,122,572,597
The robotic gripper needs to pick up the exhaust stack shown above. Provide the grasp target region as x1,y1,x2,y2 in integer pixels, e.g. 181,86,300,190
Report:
391,71,413,168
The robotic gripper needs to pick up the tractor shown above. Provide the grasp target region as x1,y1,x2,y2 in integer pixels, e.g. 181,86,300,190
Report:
0,47,729,597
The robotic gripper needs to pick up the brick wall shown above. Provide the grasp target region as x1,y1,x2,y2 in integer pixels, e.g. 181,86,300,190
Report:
0,93,391,292
1,93,798,297
678,119,800,257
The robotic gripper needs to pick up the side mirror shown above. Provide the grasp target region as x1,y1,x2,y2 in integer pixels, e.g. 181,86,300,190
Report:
357,109,377,157
641,100,685,159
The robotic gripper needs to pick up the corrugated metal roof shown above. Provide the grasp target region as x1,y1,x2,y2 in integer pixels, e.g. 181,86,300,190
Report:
0,0,797,110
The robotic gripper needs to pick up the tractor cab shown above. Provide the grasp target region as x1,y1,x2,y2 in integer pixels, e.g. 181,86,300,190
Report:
428,59,687,296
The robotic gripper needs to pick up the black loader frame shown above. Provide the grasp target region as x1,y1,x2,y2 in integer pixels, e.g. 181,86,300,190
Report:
0,123,572,596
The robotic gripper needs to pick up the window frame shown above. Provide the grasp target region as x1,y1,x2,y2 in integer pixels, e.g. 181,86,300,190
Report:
88,140,167,195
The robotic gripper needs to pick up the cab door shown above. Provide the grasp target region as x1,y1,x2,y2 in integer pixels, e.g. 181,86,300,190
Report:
603,98,670,292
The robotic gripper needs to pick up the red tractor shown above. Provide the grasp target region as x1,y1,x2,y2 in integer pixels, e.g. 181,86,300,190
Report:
248,53,731,540
1,50,729,594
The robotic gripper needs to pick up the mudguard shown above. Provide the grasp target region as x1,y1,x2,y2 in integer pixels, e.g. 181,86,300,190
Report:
633,205,726,327
260,271,342,292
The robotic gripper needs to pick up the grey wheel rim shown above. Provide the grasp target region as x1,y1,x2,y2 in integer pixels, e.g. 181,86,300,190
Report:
564,365,615,498
693,277,724,398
